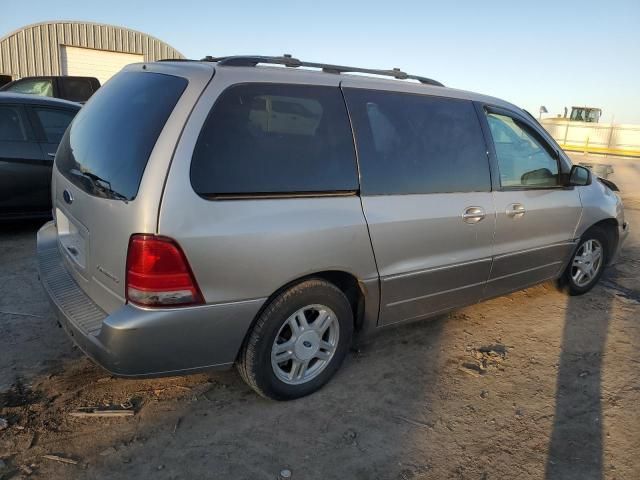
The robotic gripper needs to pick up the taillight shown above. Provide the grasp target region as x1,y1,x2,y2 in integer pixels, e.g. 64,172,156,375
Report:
126,235,204,307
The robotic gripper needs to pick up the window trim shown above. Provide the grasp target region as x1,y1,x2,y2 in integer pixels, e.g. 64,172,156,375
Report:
199,190,358,201
478,103,569,192
189,82,360,200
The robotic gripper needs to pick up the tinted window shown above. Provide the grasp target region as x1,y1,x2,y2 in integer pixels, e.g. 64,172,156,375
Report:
191,84,358,196
56,71,187,200
9,78,54,97
486,112,559,188
62,78,95,102
33,107,77,143
0,106,28,141
344,89,490,195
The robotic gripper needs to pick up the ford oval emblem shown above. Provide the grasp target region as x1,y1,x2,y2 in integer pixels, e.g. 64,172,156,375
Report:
63,190,73,205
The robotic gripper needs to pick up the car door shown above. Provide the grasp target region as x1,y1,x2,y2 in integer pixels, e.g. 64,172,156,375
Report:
478,105,582,297
0,103,45,216
342,86,496,326
26,105,79,210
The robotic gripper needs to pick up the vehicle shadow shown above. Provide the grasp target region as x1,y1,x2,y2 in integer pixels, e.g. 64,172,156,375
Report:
545,286,610,479
543,218,640,480
546,164,639,479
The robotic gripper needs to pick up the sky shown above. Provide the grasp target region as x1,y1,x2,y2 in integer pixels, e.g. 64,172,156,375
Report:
2,0,639,123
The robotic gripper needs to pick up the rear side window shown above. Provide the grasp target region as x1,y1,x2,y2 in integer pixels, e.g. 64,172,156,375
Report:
56,71,187,200
0,106,28,141
190,84,358,196
61,78,95,102
343,88,490,195
33,107,77,143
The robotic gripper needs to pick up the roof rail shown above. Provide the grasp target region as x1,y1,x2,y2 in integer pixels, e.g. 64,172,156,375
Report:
156,58,196,62
200,54,444,87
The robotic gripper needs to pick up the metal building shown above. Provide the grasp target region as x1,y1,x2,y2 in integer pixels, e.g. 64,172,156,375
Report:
0,21,184,86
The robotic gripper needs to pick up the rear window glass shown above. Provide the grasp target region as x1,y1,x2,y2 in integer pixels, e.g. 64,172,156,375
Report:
56,71,187,200
61,78,95,102
190,83,358,196
343,88,490,195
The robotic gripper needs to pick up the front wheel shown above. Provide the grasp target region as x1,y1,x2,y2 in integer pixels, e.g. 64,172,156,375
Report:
237,279,353,400
562,226,609,295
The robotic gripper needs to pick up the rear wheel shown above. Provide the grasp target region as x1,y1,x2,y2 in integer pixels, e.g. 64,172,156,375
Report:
562,226,608,295
237,279,353,400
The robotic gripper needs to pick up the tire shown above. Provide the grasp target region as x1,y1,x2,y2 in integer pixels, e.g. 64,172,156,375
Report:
237,278,354,400
562,226,609,296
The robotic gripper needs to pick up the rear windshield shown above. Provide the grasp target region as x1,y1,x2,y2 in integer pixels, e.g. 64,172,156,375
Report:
56,71,187,200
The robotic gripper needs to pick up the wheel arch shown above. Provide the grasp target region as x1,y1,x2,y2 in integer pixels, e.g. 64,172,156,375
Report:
235,270,373,362
268,270,367,329
584,218,619,264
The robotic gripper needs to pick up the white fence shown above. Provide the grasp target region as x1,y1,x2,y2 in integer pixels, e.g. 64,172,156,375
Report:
541,119,640,157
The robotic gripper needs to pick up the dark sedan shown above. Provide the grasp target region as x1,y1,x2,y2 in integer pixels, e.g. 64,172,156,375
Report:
0,92,80,220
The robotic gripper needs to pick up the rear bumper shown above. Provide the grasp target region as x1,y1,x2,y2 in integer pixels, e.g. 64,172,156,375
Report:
37,221,265,377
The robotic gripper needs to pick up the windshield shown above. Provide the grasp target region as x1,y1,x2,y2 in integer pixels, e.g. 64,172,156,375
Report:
56,71,187,200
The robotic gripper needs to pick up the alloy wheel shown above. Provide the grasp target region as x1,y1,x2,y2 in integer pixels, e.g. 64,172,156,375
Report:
571,239,603,287
271,304,340,385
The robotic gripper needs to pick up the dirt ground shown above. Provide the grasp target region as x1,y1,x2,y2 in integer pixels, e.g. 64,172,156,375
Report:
1,153,638,480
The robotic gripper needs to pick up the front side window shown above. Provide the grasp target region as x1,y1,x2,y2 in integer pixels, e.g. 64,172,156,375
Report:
9,78,54,97
486,112,559,188
190,84,358,196
33,107,77,143
0,106,28,141
343,89,490,195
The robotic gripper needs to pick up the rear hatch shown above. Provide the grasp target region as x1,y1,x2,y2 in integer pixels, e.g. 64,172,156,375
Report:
52,62,214,313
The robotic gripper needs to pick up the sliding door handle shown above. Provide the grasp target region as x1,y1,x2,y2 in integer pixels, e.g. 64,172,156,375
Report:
462,206,486,224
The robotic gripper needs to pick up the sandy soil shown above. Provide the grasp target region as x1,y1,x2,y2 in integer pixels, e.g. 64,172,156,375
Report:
1,154,638,480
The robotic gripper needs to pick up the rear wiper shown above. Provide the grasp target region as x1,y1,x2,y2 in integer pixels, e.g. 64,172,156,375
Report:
70,169,129,203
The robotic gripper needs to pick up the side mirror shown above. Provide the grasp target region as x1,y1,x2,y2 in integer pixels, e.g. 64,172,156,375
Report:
567,165,591,187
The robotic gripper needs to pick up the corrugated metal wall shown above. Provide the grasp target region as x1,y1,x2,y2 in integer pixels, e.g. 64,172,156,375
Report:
542,119,640,158
0,21,184,78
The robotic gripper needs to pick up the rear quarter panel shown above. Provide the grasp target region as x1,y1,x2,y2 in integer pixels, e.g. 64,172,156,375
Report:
158,67,379,305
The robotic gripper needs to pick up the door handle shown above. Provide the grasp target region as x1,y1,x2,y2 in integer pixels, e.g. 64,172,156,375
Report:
47,153,56,157
462,206,486,224
506,203,526,218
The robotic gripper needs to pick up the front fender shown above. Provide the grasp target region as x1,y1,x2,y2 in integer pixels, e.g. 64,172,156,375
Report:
575,179,626,263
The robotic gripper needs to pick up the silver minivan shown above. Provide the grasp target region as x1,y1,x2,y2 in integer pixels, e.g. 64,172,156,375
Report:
37,55,628,400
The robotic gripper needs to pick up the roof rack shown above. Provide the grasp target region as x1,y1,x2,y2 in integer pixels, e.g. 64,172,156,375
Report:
200,54,444,87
